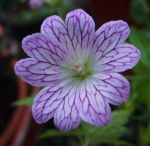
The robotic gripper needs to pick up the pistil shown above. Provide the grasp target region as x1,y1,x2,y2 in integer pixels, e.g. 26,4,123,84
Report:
72,61,92,80
72,62,85,75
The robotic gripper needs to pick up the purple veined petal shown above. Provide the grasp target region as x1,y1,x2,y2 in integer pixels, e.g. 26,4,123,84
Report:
32,84,63,124
94,20,130,50
32,78,81,131
65,9,95,60
41,15,67,49
22,33,66,65
54,89,81,131
78,72,129,126
41,9,95,61
92,73,130,105
54,81,81,131
54,104,81,131
76,80,112,126
15,58,67,87
40,15,78,62
94,43,141,72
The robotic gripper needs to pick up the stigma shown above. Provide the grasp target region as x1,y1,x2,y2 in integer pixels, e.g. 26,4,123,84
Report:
72,62,86,75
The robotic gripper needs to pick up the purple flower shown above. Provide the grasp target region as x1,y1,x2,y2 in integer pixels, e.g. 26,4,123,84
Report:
29,0,44,10
15,9,141,131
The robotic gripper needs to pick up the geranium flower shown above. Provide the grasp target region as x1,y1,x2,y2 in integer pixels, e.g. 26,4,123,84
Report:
15,9,141,131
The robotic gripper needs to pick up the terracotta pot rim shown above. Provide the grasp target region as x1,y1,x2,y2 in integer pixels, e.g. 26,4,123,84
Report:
0,59,28,146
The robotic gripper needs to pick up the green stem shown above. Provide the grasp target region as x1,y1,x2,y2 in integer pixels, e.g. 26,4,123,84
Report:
78,135,89,146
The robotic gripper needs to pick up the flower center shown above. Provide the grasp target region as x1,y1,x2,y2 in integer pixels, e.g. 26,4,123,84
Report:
71,61,92,80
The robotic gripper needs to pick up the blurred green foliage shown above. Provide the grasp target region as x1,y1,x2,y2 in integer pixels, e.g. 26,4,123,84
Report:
128,4,150,144
0,0,77,25
129,27,150,108
130,0,149,24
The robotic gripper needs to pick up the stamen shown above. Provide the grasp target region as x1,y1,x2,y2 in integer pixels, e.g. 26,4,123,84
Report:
70,59,92,80
72,63,85,75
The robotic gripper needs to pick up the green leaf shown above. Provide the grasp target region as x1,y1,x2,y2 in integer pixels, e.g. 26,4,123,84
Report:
129,27,150,69
81,109,132,144
13,96,34,106
140,122,150,146
39,129,81,139
96,139,134,146
131,75,150,107
38,110,132,146
129,27,150,108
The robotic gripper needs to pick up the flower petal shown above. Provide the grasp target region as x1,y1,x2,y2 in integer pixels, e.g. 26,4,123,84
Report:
32,85,62,124
65,9,95,51
94,20,130,51
77,80,112,126
78,73,129,126
54,104,81,131
92,73,130,105
15,58,66,87
41,15,67,50
95,44,141,72
54,88,81,131
53,81,81,131
22,33,66,65
32,79,80,131
41,9,95,61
